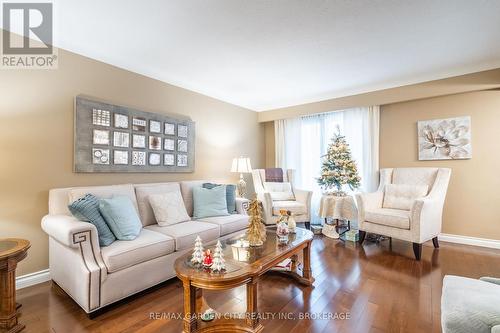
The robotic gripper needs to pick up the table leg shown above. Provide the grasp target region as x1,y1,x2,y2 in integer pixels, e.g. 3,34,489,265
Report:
182,281,200,333
0,259,24,333
302,241,315,285
246,278,259,329
290,254,298,271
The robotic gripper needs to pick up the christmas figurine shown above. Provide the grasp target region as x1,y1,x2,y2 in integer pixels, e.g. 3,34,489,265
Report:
202,249,213,268
211,240,226,272
191,236,204,266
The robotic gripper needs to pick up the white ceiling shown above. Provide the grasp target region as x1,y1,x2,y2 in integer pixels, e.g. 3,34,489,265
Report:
50,0,500,111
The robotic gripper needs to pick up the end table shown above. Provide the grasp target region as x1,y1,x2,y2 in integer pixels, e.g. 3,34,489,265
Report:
0,239,30,333
318,195,357,240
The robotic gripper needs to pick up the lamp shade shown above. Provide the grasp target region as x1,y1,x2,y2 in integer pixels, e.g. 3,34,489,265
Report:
231,157,252,173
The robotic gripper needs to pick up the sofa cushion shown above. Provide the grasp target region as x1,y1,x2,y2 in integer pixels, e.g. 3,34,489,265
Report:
68,184,138,213
383,184,428,210
101,229,175,273
203,183,237,214
149,190,190,226
145,221,219,251
365,208,410,229
442,275,500,333
264,182,295,201
99,196,142,240
272,201,307,216
135,183,180,226
180,180,208,217
197,214,248,236
193,185,229,219
68,194,116,247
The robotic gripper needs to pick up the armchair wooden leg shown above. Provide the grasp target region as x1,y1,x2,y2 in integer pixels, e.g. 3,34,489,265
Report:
413,243,422,260
432,237,439,248
358,231,366,244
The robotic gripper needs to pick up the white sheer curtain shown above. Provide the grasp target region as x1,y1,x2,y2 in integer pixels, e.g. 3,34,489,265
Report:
275,106,380,224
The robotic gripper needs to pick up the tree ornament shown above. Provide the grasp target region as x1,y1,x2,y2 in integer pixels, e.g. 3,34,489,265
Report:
211,240,226,272
191,235,204,266
246,199,267,246
317,129,361,195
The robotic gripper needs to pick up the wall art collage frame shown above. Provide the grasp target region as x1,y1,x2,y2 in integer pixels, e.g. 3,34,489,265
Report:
74,96,195,173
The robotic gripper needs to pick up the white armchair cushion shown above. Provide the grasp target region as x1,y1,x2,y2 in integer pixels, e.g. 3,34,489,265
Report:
383,184,428,210
272,201,307,216
263,182,295,201
149,190,190,226
365,208,410,229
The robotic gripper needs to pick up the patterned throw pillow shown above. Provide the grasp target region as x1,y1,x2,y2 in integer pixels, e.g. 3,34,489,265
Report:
68,193,116,247
148,190,191,226
202,183,237,214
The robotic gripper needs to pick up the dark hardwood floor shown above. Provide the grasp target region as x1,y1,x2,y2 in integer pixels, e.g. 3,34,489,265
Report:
16,235,500,333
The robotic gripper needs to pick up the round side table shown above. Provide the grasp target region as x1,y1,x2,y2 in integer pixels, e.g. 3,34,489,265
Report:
318,195,357,240
0,238,30,333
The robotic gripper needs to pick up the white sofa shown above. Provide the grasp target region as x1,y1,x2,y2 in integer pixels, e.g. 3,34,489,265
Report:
442,275,500,333
41,181,249,314
356,167,451,260
251,169,312,227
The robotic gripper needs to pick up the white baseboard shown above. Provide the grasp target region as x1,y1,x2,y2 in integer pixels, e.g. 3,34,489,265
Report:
439,233,500,249
16,269,50,290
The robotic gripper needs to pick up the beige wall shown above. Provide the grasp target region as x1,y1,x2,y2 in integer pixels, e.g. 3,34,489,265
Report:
0,48,265,276
264,122,275,168
258,68,500,122
381,90,500,240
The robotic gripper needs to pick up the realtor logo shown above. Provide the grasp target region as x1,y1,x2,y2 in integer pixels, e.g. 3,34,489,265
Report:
1,1,57,69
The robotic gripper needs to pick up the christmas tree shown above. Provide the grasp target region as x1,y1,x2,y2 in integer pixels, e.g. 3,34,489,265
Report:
191,236,204,265
211,241,226,272
318,133,361,194
246,199,266,246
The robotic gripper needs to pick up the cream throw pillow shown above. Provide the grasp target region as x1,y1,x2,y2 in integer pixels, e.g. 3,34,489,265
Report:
383,184,429,210
149,190,190,226
263,182,295,201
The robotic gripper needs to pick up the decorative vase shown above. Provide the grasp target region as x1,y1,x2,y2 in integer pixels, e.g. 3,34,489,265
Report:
276,221,289,244
288,214,296,233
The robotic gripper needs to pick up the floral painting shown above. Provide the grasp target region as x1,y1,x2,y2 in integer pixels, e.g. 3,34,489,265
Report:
418,116,471,160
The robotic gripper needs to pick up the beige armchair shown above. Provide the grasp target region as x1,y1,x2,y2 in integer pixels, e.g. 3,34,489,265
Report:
355,167,451,260
251,169,312,227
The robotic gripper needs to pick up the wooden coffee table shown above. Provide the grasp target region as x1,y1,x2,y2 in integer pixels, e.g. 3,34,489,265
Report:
175,228,314,333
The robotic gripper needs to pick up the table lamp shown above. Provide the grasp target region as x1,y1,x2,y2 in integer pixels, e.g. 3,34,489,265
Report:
231,157,252,197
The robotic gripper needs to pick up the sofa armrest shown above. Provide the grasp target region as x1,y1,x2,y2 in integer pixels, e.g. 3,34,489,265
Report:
235,197,250,215
480,277,500,285
411,197,444,242
294,188,313,205
355,191,383,226
42,214,107,312
257,192,274,223
355,191,383,211
41,214,99,249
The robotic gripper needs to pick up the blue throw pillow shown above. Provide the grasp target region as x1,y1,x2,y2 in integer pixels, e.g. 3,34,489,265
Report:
99,196,142,240
202,183,237,214
68,194,116,247
193,185,230,219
